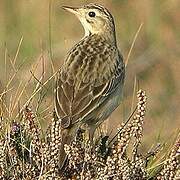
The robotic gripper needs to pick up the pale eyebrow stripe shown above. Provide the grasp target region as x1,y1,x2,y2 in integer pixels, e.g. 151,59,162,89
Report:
85,4,110,17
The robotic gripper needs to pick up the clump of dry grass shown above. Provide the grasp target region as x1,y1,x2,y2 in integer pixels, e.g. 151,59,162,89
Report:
61,90,147,179
157,138,180,180
0,89,179,179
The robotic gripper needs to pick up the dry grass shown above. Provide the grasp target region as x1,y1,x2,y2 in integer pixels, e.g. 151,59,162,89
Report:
0,0,179,149
0,88,179,179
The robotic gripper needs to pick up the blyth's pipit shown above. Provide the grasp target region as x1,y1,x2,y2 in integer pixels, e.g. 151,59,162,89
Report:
54,3,125,168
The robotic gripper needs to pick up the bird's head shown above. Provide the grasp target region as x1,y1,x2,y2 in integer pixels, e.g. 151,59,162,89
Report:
62,4,116,39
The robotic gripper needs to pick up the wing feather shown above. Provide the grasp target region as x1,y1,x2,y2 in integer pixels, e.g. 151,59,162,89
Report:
54,35,125,128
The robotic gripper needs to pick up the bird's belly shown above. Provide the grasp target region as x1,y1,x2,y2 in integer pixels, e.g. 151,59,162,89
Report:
85,84,123,126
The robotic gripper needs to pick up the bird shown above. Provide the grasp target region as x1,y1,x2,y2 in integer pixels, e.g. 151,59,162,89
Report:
54,3,125,169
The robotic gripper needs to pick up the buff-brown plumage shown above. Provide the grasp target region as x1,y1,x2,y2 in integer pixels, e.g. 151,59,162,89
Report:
55,3,125,169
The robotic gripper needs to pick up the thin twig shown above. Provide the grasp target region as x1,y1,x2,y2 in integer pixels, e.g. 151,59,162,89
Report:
15,71,57,119
131,75,137,114
13,36,24,65
108,105,137,145
125,23,143,67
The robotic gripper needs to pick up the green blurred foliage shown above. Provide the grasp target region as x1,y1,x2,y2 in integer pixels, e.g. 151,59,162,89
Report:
0,0,179,149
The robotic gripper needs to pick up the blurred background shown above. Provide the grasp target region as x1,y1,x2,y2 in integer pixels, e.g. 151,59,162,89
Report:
0,0,179,150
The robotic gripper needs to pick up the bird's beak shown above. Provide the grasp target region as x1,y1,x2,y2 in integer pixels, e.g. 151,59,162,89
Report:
62,6,80,16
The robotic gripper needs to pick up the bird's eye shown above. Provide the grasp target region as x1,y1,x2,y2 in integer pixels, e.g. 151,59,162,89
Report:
88,11,96,17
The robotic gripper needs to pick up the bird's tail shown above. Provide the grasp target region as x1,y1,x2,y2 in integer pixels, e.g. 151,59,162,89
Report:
59,128,72,170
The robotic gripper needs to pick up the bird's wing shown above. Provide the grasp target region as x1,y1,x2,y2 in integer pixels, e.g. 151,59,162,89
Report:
55,54,124,129
79,53,125,118
100,53,125,98
55,36,125,128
